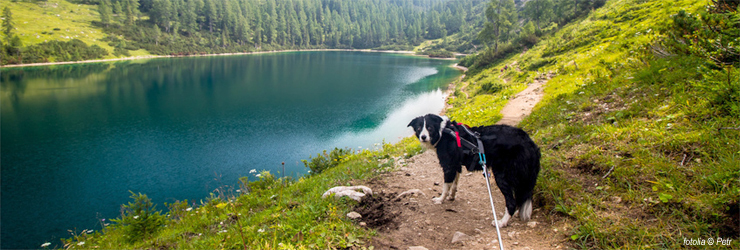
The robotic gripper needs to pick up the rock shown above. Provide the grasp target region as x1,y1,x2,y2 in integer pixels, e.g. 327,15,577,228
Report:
408,246,428,250
527,221,538,228
359,222,367,226
513,242,519,245
322,186,373,201
347,212,362,219
396,189,427,199
611,196,622,203
451,231,474,244
507,231,517,239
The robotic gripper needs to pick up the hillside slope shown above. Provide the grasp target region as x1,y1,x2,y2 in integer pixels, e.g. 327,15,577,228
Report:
448,0,739,248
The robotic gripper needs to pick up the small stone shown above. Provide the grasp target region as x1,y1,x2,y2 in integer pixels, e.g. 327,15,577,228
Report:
451,231,474,244
611,196,622,203
347,212,362,219
527,221,538,228
359,222,367,226
513,242,519,245
396,189,427,199
507,231,517,239
408,246,429,250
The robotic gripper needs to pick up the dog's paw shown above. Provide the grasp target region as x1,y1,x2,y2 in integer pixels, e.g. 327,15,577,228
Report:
432,197,444,204
494,218,509,228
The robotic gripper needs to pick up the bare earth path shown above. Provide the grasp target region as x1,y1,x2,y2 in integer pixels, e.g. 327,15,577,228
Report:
361,72,566,250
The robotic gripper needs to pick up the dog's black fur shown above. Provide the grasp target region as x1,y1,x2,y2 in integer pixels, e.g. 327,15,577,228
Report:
407,114,541,227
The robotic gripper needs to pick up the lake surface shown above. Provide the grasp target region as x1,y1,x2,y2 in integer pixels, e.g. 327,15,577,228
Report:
0,51,460,249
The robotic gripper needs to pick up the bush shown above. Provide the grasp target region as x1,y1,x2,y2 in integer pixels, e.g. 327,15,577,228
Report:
421,49,454,58
302,148,352,175
110,192,166,243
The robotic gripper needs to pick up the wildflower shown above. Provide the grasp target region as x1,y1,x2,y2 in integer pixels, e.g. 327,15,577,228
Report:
87,229,94,234
256,174,262,178
258,228,265,233
133,215,139,219
186,207,193,211
236,189,241,193
249,169,257,174
77,242,85,246
41,242,51,248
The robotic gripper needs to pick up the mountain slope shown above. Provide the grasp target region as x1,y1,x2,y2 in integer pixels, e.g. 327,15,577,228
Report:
449,0,739,248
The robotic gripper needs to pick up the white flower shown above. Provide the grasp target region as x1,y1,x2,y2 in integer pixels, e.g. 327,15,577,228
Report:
258,228,265,233
249,169,257,174
236,189,241,193
186,207,193,211
87,229,94,234
77,242,85,246
41,242,51,248
133,215,139,219
256,174,262,178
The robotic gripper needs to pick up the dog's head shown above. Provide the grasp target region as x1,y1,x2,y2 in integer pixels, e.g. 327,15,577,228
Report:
408,114,448,148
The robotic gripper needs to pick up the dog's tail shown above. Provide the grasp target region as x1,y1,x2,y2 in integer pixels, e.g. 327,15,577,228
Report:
520,198,533,221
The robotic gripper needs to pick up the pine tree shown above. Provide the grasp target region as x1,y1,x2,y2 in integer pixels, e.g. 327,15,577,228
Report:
478,0,517,52
99,0,113,27
2,7,14,39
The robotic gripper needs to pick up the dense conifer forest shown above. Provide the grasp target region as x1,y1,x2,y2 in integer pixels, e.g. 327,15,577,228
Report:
1,0,606,64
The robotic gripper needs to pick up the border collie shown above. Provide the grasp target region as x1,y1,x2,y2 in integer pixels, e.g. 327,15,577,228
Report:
407,114,540,227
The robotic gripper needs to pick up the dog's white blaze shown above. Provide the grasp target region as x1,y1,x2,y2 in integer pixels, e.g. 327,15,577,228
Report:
520,198,533,221
419,119,430,142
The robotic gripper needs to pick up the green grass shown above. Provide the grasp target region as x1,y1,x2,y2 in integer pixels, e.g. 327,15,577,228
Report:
61,137,424,249
449,0,739,249
1,0,151,59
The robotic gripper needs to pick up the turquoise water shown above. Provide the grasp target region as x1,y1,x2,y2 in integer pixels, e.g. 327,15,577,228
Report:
0,51,460,249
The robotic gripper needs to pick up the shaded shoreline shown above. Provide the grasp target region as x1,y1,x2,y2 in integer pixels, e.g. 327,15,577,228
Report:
1,49,460,68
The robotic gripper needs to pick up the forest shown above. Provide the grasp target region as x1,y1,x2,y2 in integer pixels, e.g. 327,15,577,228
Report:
1,0,606,65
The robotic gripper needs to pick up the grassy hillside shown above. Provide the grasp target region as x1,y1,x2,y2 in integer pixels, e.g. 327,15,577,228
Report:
1,0,151,59
449,0,739,248
56,139,423,249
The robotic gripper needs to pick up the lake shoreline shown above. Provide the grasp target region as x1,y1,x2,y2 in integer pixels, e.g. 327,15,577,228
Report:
0,49,459,68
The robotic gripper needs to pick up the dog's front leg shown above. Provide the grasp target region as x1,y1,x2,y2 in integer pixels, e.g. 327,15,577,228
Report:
433,170,458,204
448,172,460,201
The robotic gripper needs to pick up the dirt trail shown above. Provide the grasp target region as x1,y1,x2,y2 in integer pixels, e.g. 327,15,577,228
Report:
360,72,565,250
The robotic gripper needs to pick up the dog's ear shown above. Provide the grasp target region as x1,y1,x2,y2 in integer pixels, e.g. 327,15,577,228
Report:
408,116,421,127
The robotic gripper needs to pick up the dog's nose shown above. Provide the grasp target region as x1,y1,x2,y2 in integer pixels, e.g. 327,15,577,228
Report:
421,135,427,141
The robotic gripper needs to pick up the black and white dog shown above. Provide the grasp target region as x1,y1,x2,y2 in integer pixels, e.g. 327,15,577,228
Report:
407,114,540,227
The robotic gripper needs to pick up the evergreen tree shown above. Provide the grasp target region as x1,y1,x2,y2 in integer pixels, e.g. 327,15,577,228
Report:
524,0,553,30
478,0,517,52
99,0,113,27
2,7,14,39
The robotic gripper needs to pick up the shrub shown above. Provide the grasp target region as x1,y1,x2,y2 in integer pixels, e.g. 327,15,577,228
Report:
110,192,166,243
302,148,352,175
